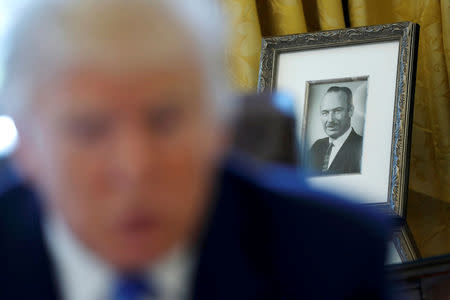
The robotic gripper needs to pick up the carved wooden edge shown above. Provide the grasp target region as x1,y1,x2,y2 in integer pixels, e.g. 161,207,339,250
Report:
256,22,419,219
389,23,419,219
392,223,421,263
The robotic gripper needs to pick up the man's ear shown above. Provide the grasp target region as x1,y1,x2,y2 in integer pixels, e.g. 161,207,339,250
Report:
348,105,354,117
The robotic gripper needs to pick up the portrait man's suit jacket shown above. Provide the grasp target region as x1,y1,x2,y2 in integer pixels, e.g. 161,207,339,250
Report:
0,156,388,299
309,129,363,175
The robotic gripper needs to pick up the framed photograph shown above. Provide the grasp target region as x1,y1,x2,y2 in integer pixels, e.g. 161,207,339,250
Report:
257,22,419,218
386,224,421,265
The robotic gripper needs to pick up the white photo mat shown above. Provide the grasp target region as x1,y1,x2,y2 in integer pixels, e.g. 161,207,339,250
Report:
276,41,400,205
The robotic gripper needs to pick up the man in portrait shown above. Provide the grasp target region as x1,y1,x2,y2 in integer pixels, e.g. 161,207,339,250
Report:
309,86,363,175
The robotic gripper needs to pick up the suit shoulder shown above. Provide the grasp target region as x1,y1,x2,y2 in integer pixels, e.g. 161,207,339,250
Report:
266,188,389,297
257,180,387,239
222,159,389,293
310,137,328,149
0,185,23,219
0,184,39,239
222,157,388,243
350,129,363,142
0,184,32,212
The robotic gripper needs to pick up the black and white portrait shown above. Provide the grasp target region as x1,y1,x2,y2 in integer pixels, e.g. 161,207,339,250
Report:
303,77,368,176
271,34,414,211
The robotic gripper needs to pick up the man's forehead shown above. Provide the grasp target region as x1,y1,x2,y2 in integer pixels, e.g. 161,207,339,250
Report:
64,61,202,84
321,91,347,108
38,45,203,90
46,65,204,99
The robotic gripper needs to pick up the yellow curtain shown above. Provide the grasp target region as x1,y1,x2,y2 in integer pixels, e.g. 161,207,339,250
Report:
222,0,262,90
223,0,450,257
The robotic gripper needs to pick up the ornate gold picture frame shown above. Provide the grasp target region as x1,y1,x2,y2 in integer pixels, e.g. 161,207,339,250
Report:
257,22,419,218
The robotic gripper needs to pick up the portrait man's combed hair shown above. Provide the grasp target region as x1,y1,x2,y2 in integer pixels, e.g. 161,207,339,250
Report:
303,78,368,176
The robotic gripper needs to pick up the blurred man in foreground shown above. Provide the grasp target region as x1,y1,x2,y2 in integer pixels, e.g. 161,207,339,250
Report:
0,0,389,299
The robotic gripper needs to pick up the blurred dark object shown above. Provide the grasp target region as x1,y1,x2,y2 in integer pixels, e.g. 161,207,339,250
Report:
232,92,298,165
0,157,20,195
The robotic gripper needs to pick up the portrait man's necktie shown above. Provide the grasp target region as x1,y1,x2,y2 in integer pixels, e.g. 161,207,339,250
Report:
112,273,157,300
322,142,334,172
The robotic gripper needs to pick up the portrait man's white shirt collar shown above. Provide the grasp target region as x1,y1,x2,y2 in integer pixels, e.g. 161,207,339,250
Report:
44,214,195,300
327,126,353,169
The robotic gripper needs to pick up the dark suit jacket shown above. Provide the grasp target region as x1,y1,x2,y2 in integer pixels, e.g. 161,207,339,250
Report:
309,129,363,175
0,156,388,299
0,159,21,195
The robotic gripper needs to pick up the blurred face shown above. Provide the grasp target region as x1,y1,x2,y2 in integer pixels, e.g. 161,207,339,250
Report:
320,91,353,139
18,57,226,271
